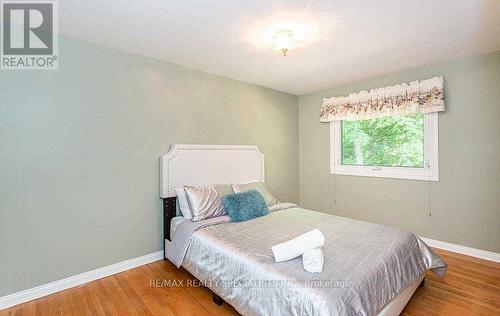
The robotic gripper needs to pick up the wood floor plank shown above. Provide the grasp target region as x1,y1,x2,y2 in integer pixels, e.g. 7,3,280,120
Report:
1,248,498,316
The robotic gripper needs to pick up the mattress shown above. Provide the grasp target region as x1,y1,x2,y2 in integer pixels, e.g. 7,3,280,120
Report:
175,207,446,316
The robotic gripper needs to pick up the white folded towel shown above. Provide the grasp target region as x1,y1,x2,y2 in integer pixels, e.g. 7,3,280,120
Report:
302,247,324,273
272,228,325,262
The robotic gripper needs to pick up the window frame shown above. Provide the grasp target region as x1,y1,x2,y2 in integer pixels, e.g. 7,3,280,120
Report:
330,113,439,181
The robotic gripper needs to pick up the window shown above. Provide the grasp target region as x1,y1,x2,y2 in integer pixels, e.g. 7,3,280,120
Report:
330,113,438,181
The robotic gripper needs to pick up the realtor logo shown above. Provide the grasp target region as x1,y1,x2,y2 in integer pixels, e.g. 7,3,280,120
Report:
1,1,58,70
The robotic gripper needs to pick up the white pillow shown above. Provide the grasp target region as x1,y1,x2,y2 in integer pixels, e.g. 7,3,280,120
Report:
175,188,192,219
232,181,279,207
184,184,233,221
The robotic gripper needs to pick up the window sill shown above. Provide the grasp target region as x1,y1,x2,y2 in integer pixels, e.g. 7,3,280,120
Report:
331,165,439,181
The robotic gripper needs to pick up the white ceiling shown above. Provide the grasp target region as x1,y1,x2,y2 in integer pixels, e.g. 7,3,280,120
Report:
61,0,500,95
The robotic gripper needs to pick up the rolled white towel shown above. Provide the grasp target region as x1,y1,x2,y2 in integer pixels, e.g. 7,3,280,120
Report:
272,229,325,262
302,247,324,273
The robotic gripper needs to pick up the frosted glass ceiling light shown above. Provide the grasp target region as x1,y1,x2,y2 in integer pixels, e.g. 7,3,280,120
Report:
271,29,298,56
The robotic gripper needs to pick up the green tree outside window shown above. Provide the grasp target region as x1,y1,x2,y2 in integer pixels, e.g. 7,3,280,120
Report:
341,114,424,168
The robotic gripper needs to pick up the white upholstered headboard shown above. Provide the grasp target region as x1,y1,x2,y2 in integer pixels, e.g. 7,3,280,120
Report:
160,144,265,198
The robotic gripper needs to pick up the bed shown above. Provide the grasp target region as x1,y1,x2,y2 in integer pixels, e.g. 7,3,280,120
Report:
160,144,447,316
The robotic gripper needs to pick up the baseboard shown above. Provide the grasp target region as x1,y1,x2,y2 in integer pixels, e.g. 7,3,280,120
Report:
421,237,500,263
0,250,163,310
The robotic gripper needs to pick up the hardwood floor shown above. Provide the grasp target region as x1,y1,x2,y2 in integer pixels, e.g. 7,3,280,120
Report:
401,249,500,316
1,249,499,315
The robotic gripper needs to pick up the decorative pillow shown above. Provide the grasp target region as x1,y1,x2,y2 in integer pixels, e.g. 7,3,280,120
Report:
175,188,192,219
184,184,233,221
222,190,269,222
232,181,279,207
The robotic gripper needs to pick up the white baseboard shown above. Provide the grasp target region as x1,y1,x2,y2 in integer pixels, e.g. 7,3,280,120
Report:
0,251,163,310
421,237,500,263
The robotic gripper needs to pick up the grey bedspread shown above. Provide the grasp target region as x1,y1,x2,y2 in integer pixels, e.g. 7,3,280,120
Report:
165,215,231,267
165,203,298,267
175,207,447,316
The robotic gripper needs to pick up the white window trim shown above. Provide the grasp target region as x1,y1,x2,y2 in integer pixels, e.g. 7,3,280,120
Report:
330,113,439,181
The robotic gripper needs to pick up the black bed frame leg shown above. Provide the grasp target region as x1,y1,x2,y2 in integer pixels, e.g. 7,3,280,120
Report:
212,293,223,306
419,278,425,288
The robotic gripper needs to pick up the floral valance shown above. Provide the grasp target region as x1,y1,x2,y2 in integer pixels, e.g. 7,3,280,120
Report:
320,76,445,122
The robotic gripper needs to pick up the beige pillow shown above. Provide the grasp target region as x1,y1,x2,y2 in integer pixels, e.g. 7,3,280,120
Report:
184,184,233,221
232,181,279,207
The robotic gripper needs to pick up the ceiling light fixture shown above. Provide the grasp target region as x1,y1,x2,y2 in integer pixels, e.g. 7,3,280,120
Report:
271,29,298,56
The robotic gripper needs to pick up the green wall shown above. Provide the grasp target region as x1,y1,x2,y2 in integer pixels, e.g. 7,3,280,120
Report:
299,52,500,253
0,37,299,296
1,36,499,299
